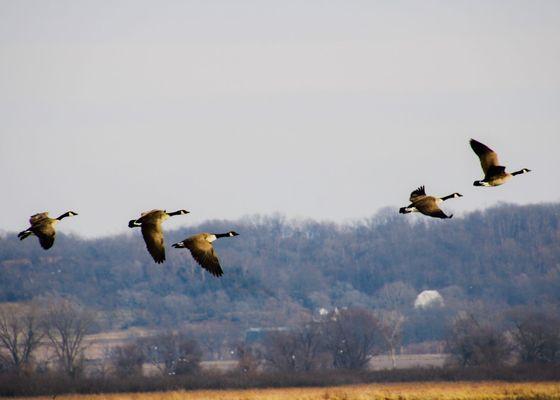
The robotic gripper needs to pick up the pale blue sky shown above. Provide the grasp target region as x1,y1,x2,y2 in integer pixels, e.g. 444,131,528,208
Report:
1,1,559,237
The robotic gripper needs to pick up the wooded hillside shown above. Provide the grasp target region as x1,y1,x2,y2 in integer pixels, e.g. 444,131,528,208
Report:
1,203,558,344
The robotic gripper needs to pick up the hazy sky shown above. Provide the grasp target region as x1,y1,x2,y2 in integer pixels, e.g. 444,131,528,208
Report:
1,1,559,237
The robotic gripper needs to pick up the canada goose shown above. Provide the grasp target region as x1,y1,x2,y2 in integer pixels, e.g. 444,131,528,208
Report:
17,211,78,249
172,231,239,277
470,139,531,187
128,209,189,264
399,186,462,219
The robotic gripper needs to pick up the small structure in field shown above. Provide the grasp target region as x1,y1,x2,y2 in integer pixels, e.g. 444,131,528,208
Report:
245,327,289,343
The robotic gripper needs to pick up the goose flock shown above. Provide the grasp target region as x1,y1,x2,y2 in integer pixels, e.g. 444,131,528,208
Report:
17,139,530,277
398,138,530,220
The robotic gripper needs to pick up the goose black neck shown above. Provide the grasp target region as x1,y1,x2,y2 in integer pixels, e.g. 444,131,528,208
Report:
168,210,186,216
440,194,455,201
215,232,231,238
511,169,529,176
56,212,71,220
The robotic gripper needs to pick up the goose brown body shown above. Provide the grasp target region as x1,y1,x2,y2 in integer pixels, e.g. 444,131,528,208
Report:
470,139,530,186
172,231,239,277
399,186,461,219
128,209,189,264
18,211,78,249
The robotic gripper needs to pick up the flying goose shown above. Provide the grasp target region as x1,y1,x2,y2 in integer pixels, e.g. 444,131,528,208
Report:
399,186,462,219
470,138,531,187
128,209,189,264
172,231,239,277
18,211,78,249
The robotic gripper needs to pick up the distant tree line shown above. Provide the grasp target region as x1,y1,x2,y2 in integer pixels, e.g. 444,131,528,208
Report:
446,307,560,367
0,203,558,344
1,301,559,396
1,300,558,386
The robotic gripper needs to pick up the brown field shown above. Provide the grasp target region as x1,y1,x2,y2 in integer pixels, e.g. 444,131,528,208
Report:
199,354,446,372
31,326,447,374
16,381,560,400
79,329,446,370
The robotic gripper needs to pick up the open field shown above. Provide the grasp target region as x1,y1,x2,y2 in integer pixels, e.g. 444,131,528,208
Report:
15,382,560,400
199,354,447,372
29,326,447,374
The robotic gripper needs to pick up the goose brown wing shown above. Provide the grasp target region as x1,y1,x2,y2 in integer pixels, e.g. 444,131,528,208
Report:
470,139,500,175
137,209,164,223
415,197,452,219
30,212,50,226
486,165,507,179
34,224,56,249
425,209,452,219
409,186,427,202
141,221,165,263
187,238,223,277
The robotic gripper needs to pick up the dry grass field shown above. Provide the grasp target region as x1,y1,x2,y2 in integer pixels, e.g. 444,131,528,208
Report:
15,381,560,400
199,354,446,372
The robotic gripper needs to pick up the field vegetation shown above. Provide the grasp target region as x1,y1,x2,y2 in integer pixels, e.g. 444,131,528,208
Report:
13,382,560,400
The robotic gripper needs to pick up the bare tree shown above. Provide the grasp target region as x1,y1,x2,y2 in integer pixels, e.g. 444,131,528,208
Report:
374,281,416,310
0,303,43,374
264,331,298,371
110,341,145,377
446,312,511,367
141,331,202,375
236,343,261,374
42,298,94,378
186,320,239,361
509,308,560,364
324,308,380,370
264,322,324,372
295,322,325,371
377,310,405,369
